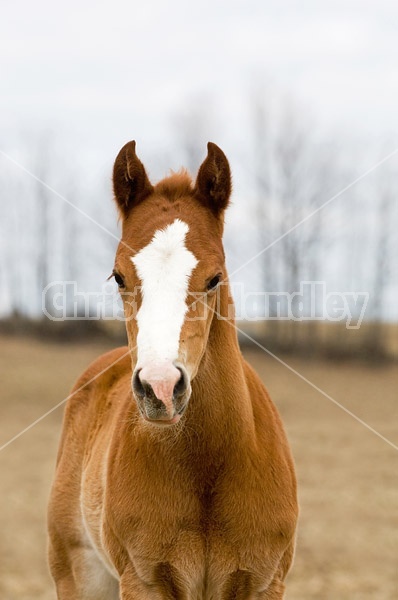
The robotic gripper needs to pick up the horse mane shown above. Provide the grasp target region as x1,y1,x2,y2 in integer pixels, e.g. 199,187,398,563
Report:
155,169,193,202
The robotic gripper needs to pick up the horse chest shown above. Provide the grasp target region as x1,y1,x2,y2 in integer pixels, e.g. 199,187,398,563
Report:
106,466,283,597
116,520,271,599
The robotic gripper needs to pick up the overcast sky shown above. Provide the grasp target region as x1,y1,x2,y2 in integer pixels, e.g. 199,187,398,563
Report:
2,0,398,167
1,0,398,320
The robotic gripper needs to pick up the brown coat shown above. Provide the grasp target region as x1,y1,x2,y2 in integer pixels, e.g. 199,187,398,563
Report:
48,142,298,599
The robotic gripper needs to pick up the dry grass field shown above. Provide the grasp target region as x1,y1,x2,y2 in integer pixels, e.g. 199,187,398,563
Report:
0,334,397,599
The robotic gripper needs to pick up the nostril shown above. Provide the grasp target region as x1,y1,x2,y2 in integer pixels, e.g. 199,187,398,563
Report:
133,369,145,398
173,367,188,397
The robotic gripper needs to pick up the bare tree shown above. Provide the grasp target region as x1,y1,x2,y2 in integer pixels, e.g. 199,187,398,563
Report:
367,162,397,354
249,92,341,350
31,134,55,316
249,86,284,348
0,169,26,316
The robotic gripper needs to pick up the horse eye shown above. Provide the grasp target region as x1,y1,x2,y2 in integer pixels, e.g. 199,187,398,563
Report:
114,273,125,288
207,274,221,291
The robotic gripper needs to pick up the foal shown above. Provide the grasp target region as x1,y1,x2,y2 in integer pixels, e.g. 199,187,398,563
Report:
48,141,298,599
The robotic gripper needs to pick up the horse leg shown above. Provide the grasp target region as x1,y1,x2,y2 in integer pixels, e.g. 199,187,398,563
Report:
259,540,296,600
48,538,78,599
260,578,286,599
120,562,187,600
49,540,119,600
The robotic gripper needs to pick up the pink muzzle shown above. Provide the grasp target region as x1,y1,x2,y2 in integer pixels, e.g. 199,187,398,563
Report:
132,361,190,424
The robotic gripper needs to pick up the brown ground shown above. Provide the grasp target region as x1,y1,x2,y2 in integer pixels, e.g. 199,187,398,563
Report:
0,335,397,599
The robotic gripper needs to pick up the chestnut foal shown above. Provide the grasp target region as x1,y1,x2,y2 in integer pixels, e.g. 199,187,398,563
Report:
48,142,298,599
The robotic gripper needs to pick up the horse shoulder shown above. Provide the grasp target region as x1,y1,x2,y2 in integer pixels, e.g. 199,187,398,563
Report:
50,348,130,515
49,347,132,578
56,347,130,452
241,357,298,515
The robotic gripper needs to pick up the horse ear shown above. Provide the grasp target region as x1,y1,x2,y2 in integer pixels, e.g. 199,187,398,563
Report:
113,141,154,217
194,142,232,215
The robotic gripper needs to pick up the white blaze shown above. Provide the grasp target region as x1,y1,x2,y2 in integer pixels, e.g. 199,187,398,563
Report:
131,219,198,368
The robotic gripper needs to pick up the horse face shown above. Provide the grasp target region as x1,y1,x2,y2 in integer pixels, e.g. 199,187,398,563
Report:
112,141,231,425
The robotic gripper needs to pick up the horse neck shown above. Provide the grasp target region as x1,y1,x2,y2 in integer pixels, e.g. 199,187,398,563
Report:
131,285,256,471
187,285,255,453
